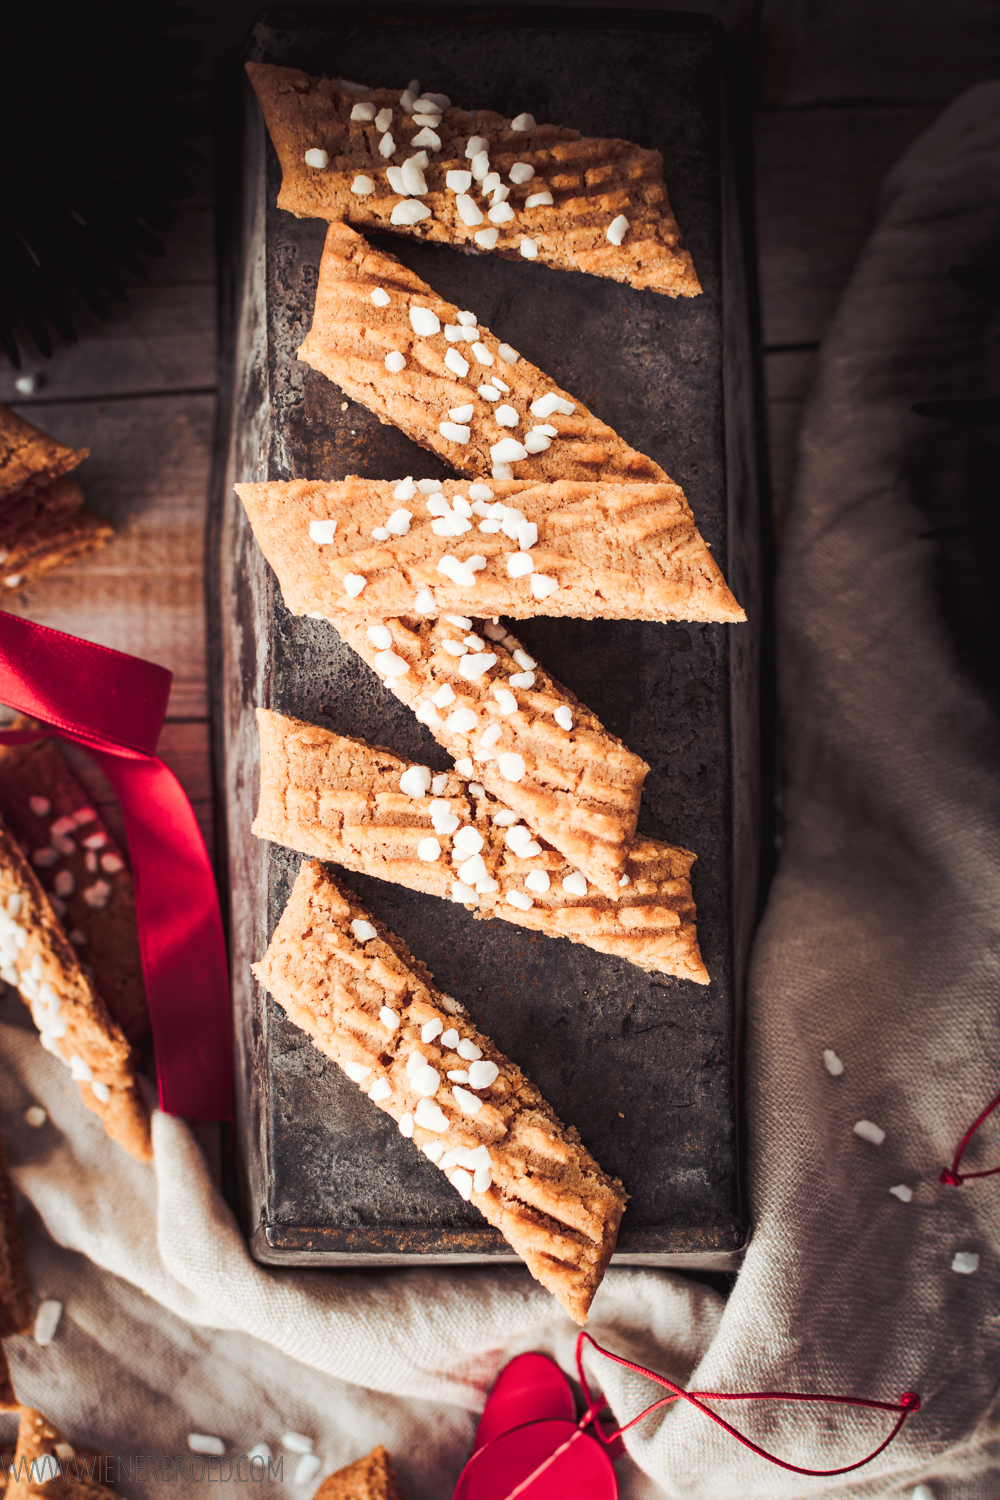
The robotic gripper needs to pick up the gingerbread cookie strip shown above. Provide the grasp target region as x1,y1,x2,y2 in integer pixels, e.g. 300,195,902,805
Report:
254,712,707,983
238,477,745,625
329,614,647,899
297,222,666,485
5,1409,120,1500
254,861,627,1323
0,735,149,1044
311,1446,404,1500
247,65,700,299
0,817,151,1160
0,405,88,507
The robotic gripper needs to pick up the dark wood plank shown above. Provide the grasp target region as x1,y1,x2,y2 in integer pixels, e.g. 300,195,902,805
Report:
754,105,937,347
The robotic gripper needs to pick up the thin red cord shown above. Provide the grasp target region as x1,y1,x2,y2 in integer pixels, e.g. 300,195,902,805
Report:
574,1333,920,1479
940,1088,1000,1185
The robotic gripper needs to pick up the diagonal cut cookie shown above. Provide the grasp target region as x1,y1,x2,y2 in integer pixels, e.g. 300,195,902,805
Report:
311,1446,404,1500
0,816,151,1161
328,613,647,899
237,476,745,624
0,735,149,1045
247,64,701,299
297,222,666,485
253,860,628,1324
0,406,88,508
254,711,707,984
5,1409,120,1500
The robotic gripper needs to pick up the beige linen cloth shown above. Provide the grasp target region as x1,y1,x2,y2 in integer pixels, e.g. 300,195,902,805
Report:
2,82,1000,1500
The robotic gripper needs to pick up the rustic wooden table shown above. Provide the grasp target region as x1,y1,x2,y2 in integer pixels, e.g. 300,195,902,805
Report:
0,0,993,865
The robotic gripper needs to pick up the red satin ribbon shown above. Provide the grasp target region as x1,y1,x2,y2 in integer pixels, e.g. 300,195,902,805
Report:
574,1333,920,1480
940,1088,1000,1186
0,611,232,1121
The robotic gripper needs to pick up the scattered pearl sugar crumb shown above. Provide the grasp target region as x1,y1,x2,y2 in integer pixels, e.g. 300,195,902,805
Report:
853,1119,885,1146
246,1444,272,1466
823,1048,844,1075
188,1435,226,1456
281,1432,314,1454
911,1487,936,1500
24,1105,47,1127
33,1299,62,1345
294,1454,322,1487
889,1184,913,1203
951,1251,980,1275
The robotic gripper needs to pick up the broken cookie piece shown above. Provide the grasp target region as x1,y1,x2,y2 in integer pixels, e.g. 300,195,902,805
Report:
237,476,745,624
247,64,701,298
297,222,666,485
254,711,707,983
0,407,111,589
311,1446,404,1500
253,860,627,1323
0,815,151,1161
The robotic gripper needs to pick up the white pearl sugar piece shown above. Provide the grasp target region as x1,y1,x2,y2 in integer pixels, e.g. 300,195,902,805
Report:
398,1113,415,1138
29,797,51,817
509,162,535,184
492,464,514,481
497,344,519,365
458,854,487,885
304,148,329,168
474,1166,493,1194
308,518,337,545
456,194,484,227
432,684,456,708
343,1061,372,1083
375,107,394,132
531,575,558,599
410,306,441,336
293,1453,322,1485
482,172,502,194
352,175,375,195
490,439,528,464
447,1069,469,1083
446,708,478,734
401,156,428,195
455,756,475,775
889,1184,913,1203
471,150,490,182
351,918,378,942
188,1433,225,1457
507,552,534,578
282,1432,315,1456
33,1299,63,1345
509,671,535,689
440,1027,460,1048
441,638,469,655
505,825,532,853
431,774,449,794
506,890,533,911
437,555,479,588
619,874,630,887
393,476,416,500
391,200,430,225
531,392,575,418
414,1098,449,1132
453,826,484,856
410,1063,441,1098
823,1048,844,1076
607,213,630,246
375,650,409,678
370,288,392,309
489,202,515,225
472,343,494,366
465,135,489,158
351,102,377,121
952,1251,980,1275
511,112,536,132
562,871,588,896
475,228,499,249
343,574,367,597
247,1444,273,1467
400,765,432,798
423,1140,445,1163
412,126,441,151
452,1086,483,1116
853,1119,885,1146
910,1488,936,1500
523,431,551,454
440,421,471,443
525,191,554,208
367,624,393,649
69,1055,93,1082
478,384,500,402
459,652,497,681
91,1081,111,1104
415,588,436,613
468,1059,499,1089
449,403,474,424
417,837,442,863
451,880,478,904
520,238,538,260
495,405,519,428
498,752,526,783
451,1168,474,1199
422,1018,444,1043
493,688,518,715
481,724,502,748
513,650,536,670
445,349,471,378
447,613,474,626
525,870,550,894
554,706,573,730
369,1077,392,1102
447,170,473,192
24,1105,47,1128
379,1006,400,1031
379,132,396,157
384,351,407,372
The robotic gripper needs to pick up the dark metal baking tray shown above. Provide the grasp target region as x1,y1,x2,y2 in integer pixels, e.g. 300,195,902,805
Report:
211,5,761,1270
